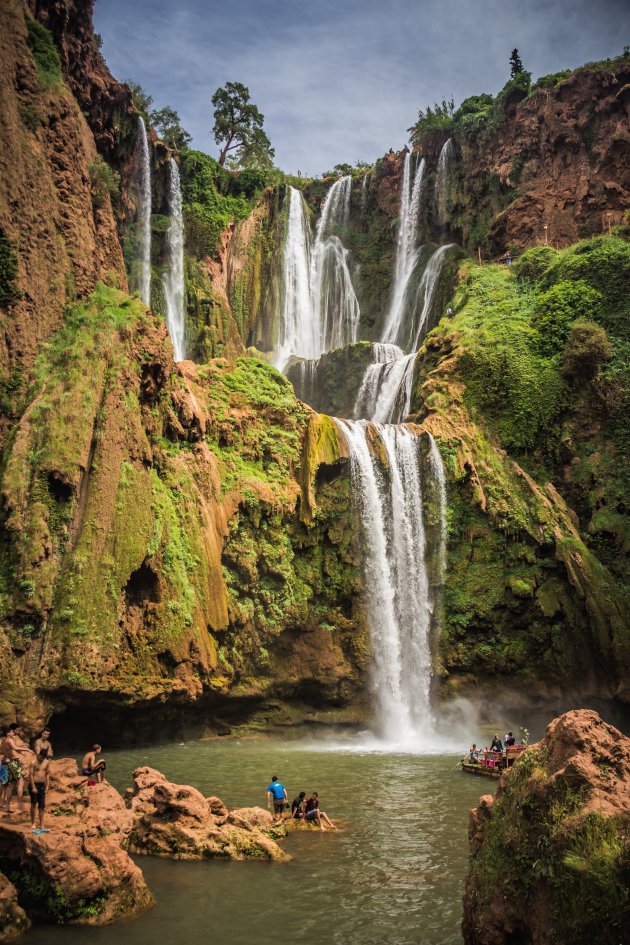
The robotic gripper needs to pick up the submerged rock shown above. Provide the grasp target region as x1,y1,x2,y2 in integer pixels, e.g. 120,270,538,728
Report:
125,766,289,861
462,709,630,945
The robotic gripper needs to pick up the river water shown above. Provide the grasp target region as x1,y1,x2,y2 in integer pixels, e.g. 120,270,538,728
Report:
24,736,493,945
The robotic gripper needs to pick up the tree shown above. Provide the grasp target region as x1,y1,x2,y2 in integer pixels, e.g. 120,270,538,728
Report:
127,81,153,117
212,82,274,168
149,106,192,152
510,48,524,78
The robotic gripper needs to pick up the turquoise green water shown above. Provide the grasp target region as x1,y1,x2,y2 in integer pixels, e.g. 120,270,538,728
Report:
24,736,494,945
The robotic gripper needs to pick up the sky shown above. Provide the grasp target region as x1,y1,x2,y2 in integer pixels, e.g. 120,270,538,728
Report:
94,0,630,176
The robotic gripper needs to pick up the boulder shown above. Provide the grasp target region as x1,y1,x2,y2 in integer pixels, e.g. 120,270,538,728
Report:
462,710,630,945
0,870,30,941
125,766,288,861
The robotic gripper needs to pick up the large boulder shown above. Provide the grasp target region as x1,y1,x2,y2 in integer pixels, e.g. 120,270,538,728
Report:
0,871,29,941
462,710,630,945
0,759,152,927
125,766,288,861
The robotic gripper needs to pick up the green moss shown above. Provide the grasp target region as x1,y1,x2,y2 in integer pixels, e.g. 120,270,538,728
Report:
0,229,19,308
25,20,62,92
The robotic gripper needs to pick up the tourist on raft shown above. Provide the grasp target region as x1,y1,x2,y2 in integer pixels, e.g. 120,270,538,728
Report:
490,734,503,752
468,744,479,763
505,731,516,747
29,748,50,833
1,724,33,813
304,792,337,831
291,791,306,819
267,775,288,820
81,744,107,783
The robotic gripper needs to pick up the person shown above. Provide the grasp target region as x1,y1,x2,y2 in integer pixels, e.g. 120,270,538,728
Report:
505,731,516,747
81,745,106,783
304,792,337,832
29,748,50,833
505,250,512,266
1,724,33,812
266,775,288,821
33,728,53,759
468,744,479,763
446,306,455,318
490,734,503,752
291,791,306,819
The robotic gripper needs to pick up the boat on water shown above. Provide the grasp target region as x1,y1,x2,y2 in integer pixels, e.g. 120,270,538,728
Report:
460,745,527,779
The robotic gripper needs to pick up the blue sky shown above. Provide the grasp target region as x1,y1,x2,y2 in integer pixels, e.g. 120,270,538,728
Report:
94,0,629,176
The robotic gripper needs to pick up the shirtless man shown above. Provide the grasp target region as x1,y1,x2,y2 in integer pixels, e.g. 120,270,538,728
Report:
81,744,106,783
29,749,50,832
33,728,53,759
1,724,33,813
304,792,337,832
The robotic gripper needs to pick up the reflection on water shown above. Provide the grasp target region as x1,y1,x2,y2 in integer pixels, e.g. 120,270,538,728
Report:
24,738,493,945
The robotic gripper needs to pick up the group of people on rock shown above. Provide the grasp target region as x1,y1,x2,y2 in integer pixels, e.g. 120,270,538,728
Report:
266,775,337,831
468,730,518,763
0,724,107,833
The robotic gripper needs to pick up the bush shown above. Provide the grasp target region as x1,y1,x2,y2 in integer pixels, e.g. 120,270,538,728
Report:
561,319,611,381
0,229,19,308
26,19,62,91
531,70,572,92
514,246,560,282
88,156,120,208
532,280,604,357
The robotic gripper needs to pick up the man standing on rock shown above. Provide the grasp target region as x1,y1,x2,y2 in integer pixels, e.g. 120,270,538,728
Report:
266,775,288,821
1,724,33,814
29,748,50,833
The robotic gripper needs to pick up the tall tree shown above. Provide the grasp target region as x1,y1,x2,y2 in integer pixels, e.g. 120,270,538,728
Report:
509,48,524,78
149,107,191,152
212,82,274,168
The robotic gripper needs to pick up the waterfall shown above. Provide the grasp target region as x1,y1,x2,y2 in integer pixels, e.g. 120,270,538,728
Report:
287,357,319,407
162,158,186,362
134,116,152,307
354,346,416,423
435,138,454,225
309,175,360,355
381,153,426,346
335,420,434,744
409,243,455,349
427,433,448,583
275,188,316,368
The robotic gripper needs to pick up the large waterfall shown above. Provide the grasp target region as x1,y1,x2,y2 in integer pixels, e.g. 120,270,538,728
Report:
162,158,186,362
335,420,438,745
428,433,448,584
134,117,152,307
354,345,416,423
381,153,426,346
435,138,454,225
276,178,359,367
408,243,455,349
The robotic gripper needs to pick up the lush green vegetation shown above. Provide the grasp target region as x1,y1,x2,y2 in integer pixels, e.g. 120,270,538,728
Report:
25,19,62,91
88,156,121,207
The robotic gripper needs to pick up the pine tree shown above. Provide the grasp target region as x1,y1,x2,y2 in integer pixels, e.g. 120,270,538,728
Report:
510,49,524,78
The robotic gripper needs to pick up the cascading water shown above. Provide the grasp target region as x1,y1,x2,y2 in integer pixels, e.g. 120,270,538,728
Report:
435,138,454,225
134,116,152,307
162,158,186,362
335,419,435,745
381,152,426,346
354,346,416,423
275,187,316,368
427,433,448,584
309,175,360,354
408,243,455,349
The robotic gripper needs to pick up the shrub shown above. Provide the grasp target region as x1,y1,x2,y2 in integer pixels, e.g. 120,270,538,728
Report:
88,156,120,208
26,19,62,91
514,246,559,282
531,70,572,92
561,319,611,381
532,280,604,357
0,229,19,308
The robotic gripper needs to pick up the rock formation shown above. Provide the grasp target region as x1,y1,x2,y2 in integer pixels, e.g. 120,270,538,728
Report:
462,710,630,945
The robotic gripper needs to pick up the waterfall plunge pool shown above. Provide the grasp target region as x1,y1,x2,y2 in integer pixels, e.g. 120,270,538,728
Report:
23,736,493,945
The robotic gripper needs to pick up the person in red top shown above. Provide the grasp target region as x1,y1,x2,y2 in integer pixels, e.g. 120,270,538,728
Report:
304,792,337,831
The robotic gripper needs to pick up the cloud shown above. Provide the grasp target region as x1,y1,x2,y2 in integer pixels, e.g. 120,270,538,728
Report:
95,0,629,175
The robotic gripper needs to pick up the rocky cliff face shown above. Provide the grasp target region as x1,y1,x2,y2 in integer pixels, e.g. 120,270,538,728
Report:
463,710,630,945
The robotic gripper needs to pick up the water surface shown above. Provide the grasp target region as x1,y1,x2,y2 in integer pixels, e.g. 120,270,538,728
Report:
25,737,493,945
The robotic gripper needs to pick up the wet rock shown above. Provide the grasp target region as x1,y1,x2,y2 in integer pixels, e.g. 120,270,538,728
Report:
462,710,630,945
126,766,288,861
0,870,30,941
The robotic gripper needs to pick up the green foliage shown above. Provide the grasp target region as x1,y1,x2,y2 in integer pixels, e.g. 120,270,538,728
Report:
88,156,120,208
531,69,572,92
408,98,455,147
18,102,41,131
212,82,274,169
127,81,152,117
532,280,604,357
26,19,62,91
453,94,494,140
150,106,191,152
509,48,524,78
0,229,19,308
561,319,611,381
514,245,559,282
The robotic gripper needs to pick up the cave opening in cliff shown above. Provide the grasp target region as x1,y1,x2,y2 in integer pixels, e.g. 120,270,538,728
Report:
125,560,160,607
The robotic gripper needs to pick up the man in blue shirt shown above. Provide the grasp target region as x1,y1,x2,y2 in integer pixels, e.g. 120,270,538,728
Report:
266,775,288,821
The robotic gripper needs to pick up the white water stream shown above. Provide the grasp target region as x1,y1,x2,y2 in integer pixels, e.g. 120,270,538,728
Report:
435,138,454,225
162,158,186,362
134,116,152,307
